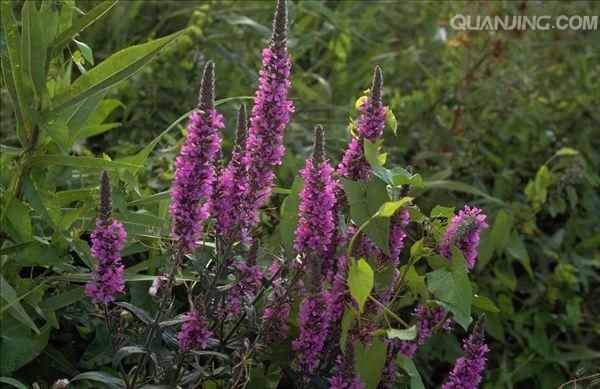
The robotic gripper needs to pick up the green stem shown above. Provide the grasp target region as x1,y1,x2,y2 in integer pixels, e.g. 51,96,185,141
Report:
368,295,410,328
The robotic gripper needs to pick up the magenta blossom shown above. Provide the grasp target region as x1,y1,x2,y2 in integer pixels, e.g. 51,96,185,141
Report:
169,61,223,253
209,104,252,242
246,0,294,225
178,306,212,351
440,205,489,270
292,292,332,377
443,315,489,389
294,125,337,260
86,172,127,304
337,66,386,182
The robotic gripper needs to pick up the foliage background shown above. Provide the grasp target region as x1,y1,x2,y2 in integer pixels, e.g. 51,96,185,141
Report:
1,0,598,388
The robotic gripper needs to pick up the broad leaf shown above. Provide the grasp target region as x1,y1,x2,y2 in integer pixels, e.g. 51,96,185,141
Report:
279,176,304,254
397,355,425,389
426,248,472,328
348,259,374,313
53,29,186,110
354,338,387,389
341,177,391,255
51,1,118,52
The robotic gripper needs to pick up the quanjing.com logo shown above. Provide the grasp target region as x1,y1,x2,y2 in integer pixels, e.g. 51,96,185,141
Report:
450,15,598,31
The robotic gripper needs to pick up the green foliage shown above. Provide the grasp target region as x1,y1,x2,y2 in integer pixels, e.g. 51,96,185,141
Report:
348,259,374,313
1,0,598,387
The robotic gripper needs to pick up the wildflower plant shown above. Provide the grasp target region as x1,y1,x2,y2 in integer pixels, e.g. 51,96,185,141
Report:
67,1,499,387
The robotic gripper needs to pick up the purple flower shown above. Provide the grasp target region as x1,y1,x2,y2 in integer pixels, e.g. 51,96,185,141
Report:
329,355,365,389
178,310,212,351
209,104,252,242
245,0,294,225
148,274,166,297
218,240,264,318
292,292,332,377
337,66,386,182
386,209,410,268
440,206,489,270
397,303,452,358
85,172,127,304
169,61,223,253
262,259,293,342
442,315,489,389
294,125,337,260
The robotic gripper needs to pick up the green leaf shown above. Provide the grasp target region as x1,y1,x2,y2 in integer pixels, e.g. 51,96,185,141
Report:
426,248,472,326
39,286,85,311
26,155,141,170
423,180,504,205
363,139,393,185
354,338,387,389
554,147,579,157
377,197,413,217
339,306,356,353
1,193,32,243
51,1,118,52
386,326,417,341
73,123,121,142
114,302,153,325
505,232,533,277
400,264,427,299
491,210,512,253
0,377,28,389
342,177,391,255
409,238,431,258
280,176,304,254
0,320,50,375
53,29,186,110
74,39,94,65
430,205,455,219
112,346,146,369
397,355,425,389
473,295,501,313
386,108,398,135
0,276,39,334
348,259,374,313
1,1,33,146
70,371,125,389
21,1,47,97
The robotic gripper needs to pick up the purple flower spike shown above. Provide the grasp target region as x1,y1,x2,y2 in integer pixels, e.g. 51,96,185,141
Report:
440,205,489,270
338,66,386,182
293,292,332,378
209,104,252,242
85,171,127,305
178,301,212,352
169,61,223,253
294,125,337,260
442,314,489,389
218,240,264,318
246,0,294,225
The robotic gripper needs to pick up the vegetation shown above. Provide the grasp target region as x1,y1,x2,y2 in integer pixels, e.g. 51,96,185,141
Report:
1,1,598,388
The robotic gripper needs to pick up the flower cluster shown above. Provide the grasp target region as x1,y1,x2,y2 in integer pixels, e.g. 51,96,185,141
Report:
292,292,332,377
218,241,264,318
440,205,489,270
399,303,452,358
294,125,337,260
85,171,127,304
169,61,223,253
178,306,212,351
337,66,386,182
209,104,252,242
329,355,365,389
246,0,294,225
442,315,489,389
